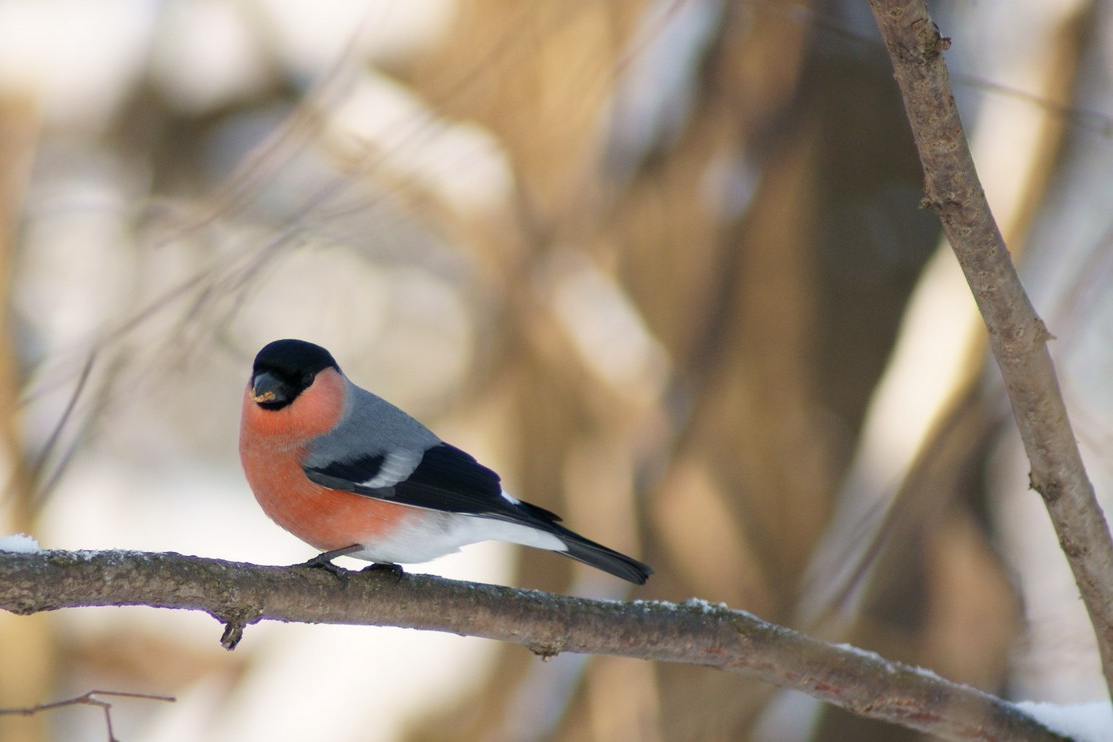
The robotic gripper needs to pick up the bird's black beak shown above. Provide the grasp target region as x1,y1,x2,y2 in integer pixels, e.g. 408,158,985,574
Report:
251,371,288,406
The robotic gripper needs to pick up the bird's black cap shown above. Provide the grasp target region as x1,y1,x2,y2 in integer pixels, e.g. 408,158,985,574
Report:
253,339,339,377
250,339,340,410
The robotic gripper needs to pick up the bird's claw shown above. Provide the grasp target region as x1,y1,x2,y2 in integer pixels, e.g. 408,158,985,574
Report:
299,547,362,588
300,555,349,587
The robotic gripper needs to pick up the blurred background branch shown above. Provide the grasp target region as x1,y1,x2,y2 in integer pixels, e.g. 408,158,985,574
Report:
0,690,175,742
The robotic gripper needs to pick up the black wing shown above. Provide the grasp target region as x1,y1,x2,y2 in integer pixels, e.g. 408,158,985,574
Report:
305,442,654,584
304,442,562,524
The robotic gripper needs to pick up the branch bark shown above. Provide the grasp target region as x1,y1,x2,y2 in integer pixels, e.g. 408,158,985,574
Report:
0,550,1068,742
868,0,1113,698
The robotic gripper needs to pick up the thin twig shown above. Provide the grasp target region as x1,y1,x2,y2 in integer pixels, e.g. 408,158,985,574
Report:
0,689,175,742
867,0,1113,700
0,550,1069,741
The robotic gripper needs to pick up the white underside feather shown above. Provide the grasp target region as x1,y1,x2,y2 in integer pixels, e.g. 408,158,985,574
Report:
344,510,566,565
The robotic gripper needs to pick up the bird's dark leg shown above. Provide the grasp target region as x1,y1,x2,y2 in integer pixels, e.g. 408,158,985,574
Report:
298,544,363,586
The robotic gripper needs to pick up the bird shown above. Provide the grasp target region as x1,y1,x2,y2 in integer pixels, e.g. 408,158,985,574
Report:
239,338,653,584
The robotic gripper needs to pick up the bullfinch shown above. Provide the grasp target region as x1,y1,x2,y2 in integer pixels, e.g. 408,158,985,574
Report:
239,339,653,584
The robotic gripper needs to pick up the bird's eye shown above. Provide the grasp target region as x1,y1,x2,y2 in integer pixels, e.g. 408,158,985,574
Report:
302,373,315,387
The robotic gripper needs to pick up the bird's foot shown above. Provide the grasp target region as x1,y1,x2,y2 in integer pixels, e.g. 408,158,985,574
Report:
299,545,363,587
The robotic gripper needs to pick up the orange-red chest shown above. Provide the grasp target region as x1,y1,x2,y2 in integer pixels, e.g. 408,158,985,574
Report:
239,373,416,552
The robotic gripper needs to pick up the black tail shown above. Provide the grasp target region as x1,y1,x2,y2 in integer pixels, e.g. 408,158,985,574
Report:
477,488,652,584
554,528,653,584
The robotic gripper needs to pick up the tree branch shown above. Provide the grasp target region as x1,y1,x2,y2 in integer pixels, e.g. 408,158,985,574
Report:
0,550,1068,741
868,0,1113,698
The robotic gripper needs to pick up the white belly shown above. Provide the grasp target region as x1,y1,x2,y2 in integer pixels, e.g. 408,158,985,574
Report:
347,510,566,565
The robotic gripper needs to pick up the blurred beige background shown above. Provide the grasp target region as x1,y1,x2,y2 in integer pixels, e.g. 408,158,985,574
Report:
1,0,1111,740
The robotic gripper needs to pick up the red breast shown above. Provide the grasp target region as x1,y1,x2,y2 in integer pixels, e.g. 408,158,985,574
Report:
239,368,419,552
